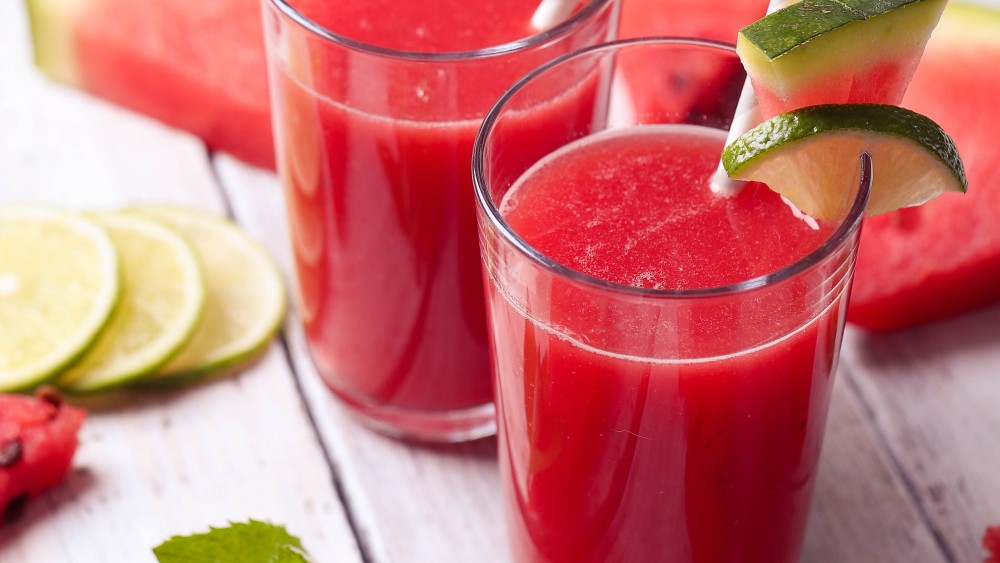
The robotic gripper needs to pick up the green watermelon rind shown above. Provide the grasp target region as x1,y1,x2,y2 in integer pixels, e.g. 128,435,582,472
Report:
24,0,92,84
737,0,949,95
742,0,928,59
926,2,1000,48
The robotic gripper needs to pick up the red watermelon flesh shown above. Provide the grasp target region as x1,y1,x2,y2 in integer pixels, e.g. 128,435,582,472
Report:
847,3,1000,330
0,391,86,523
986,526,1000,563
618,0,766,42
616,0,768,126
71,0,274,169
752,59,916,120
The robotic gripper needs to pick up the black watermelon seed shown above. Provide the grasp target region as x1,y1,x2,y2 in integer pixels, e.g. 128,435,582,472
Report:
0,439,22,468
3,493,28,524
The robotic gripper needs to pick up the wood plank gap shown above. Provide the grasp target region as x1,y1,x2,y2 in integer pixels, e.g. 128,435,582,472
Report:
205,150,237,219
277,332,377,563
841,366,958,563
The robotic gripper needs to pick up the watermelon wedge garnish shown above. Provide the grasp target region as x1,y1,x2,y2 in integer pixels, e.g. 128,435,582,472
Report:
0,389,85,524
737,0,948,118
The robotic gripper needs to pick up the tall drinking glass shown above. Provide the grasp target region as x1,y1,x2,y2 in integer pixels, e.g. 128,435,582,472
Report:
474,38,872,562
261,0,620,441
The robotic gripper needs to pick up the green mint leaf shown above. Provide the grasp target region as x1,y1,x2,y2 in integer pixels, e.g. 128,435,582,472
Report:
153,520,313,563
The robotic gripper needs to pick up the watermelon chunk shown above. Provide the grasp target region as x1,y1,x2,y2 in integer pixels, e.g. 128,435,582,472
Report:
0,390,86,523
26,0,274,169
848,3,1000,330
737,0,948,118
986,526,1000,563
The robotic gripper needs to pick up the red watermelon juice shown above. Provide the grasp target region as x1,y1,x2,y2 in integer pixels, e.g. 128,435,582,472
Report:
262,0,618,440
474,40,870,563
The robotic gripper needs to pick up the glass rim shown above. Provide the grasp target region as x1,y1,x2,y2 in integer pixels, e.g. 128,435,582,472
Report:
264,0,617,61
472,37,873,299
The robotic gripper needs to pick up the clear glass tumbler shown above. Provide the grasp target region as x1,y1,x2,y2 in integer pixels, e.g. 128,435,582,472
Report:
261,0,620,442
474,38,872,562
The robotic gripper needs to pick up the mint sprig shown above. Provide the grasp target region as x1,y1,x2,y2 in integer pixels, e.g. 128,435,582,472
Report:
153,520,313,563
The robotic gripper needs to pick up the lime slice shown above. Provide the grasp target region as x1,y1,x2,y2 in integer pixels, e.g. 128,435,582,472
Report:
56,213,205,393
722,104,967,219
132,206,286,384
0,207,120,391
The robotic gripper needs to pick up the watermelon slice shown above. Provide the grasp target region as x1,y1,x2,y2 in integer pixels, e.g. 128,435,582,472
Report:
0,390,85,523
26,0,274,169
737,0,948,119
847,3,1000,330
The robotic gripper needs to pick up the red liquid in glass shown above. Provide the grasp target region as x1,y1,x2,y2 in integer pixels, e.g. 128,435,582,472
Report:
274,0,598,411
492,125,847,562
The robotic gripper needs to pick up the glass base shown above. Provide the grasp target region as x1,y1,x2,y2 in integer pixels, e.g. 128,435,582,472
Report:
318,375,496,443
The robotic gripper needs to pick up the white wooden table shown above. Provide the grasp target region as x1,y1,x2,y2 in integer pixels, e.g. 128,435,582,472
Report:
1,2,998,561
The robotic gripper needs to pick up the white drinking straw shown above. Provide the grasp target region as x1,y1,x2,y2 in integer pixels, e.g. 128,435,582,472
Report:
531,0,578,31
709,0,793,195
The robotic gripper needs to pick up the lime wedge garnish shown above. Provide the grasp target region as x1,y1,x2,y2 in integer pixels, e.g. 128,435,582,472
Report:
56,212,205,393
0,207,120,392
722,104,967,218
132,206,286,385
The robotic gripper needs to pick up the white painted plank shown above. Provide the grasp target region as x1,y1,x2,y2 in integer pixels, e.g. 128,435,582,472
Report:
844,306,1000,563
804,376,947,563
0,3,362,561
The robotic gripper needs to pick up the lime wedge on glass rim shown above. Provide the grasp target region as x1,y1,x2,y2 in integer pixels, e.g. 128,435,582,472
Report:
0,206,120,392
722,103,967,219
56,212,205,393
